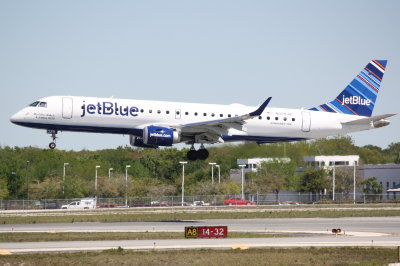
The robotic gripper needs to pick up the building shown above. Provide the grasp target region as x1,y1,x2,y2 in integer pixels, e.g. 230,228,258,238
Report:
359,164,400,199
230,157,290,183
303,155,359,169
302,156,400,198
230,155,400,200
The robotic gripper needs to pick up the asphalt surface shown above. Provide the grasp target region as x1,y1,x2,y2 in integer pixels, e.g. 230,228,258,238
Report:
1,217,400,253
1,217,400,234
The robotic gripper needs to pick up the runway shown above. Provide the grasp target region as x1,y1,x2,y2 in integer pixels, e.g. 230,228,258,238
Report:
1,217,400,254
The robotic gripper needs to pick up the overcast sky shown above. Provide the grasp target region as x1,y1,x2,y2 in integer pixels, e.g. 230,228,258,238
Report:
1,0,399,150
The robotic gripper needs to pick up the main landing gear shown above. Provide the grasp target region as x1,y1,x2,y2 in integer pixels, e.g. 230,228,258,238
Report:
187,144,209,161
47,129,57,149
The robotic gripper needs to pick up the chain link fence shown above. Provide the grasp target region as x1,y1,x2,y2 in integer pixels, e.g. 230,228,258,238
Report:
1,192,399,210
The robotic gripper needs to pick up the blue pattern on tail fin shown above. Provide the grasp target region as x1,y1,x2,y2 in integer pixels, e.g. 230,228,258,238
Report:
310,60,387,117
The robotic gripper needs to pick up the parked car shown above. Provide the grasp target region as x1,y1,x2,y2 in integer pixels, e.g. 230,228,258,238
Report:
61,198,96,209
97,203,116,208
192,201,210,206
224,197,255,206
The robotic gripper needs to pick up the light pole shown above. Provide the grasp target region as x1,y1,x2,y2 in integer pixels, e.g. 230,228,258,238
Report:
332,164,335,201
95,165,100,194
108,168,113,179
239,164,246,200
25,161,30,200
353,161,356,204
216,165,221,184
209,162,216,184
63,163,69,196
125,165,131,207
180,161,187,206
11,172,17,198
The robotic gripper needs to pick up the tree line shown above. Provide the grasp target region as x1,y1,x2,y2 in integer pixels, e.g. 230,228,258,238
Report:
0,136,398,200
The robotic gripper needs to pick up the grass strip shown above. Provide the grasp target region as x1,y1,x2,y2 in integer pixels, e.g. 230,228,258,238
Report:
0,247,397,265
0,232,289,243
1,209,400,224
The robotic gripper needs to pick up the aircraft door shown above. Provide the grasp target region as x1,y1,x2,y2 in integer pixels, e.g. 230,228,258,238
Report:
301,111,311,132
175,109,181,119
62,97,73,119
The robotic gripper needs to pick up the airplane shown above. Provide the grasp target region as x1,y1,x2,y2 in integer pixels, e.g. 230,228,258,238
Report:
10,59,395,161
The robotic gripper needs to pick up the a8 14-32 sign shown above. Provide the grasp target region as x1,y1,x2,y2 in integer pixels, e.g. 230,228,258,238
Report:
185,226,228,238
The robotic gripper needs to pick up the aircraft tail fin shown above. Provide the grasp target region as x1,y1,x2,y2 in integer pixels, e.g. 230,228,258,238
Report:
309,60,388,117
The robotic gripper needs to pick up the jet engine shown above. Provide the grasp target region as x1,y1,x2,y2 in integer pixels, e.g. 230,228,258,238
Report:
143,126,180,146
129,136,158,148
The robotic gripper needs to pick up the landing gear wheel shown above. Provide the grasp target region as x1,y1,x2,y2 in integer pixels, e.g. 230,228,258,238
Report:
49,142,56,149
197,149,209,160
47,130,58,150
187,149,198,161
186,144,209,161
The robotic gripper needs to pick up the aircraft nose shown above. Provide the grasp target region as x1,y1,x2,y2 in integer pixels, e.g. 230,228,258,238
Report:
10,110,25,124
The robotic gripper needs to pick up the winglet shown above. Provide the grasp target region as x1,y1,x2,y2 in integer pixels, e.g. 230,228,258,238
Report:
249,97,272,117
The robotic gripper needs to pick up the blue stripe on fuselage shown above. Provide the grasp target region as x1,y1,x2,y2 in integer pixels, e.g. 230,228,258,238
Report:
13,122,308,144
11,121,144,136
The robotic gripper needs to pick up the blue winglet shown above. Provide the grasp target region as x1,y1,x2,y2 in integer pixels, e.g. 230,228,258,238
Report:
249,97,272,116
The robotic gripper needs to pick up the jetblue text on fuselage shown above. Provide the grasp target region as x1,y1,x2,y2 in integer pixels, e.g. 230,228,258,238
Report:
81,101,139,117
341,95,371,106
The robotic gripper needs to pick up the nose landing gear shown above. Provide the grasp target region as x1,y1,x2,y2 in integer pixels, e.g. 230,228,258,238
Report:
47,129,58,149
187,144,209,161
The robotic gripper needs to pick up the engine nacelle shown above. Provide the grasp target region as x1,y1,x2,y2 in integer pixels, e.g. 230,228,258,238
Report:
143,126,180,146
129,135,158,148
373,119,390,129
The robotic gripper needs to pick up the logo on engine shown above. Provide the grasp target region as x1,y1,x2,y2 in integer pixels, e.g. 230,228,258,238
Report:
150,133,172,138
341,96,371,106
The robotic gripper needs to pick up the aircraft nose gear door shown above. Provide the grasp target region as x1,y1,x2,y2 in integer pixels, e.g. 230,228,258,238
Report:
62,97,73,119
301,111,311,132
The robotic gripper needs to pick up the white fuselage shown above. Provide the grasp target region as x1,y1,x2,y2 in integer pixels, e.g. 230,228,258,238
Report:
10,96,375,145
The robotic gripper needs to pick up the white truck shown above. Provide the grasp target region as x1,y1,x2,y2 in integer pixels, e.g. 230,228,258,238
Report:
61,198,96,210
192,201,210,206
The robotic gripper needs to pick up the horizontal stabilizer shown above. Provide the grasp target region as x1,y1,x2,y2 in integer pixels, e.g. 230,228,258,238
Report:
341,113,396,125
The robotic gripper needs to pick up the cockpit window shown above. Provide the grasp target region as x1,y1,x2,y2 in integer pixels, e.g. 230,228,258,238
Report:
29,101,47,107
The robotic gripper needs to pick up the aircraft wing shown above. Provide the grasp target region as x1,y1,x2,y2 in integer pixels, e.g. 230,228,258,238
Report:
174,98,272,143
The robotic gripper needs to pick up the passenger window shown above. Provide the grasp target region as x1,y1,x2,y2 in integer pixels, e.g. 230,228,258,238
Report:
166,111,170,114
275,117,278,120
157,110,161,114
203,113,207,116
258,116,262,120
228,114,231,118
185,112,189,115
267,116,270,120
176,111,180,115
149,110,152,113
292,118,295,121
140,109,144,113
211,113,215,117
283,117,287,121
194,112,198,116
220,114,223,117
